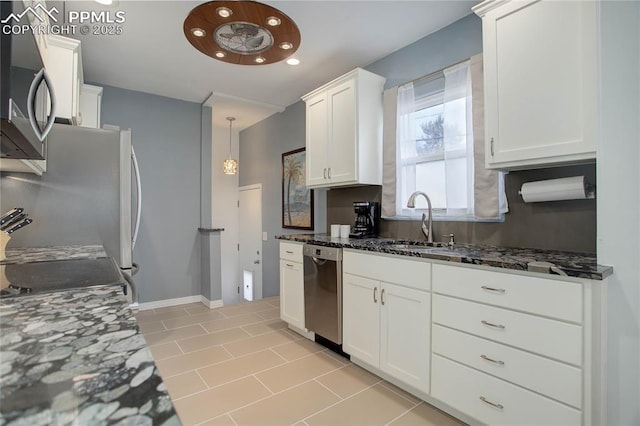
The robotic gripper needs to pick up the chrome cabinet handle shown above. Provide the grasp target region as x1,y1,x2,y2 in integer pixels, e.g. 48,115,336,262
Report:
285,250,294,254
373,287,377,303
285,263,294,267
381,289,385,305
481,285,506,294
328,167,331,179
481,320,506,329
480,354,505,366
323,168,327,179
480,396,503,410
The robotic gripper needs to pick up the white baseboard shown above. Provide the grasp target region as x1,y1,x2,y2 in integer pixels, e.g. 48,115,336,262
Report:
137,295,203,311
200,295,223,309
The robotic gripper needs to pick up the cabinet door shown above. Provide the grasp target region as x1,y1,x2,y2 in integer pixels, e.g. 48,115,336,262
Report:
327,79,357,185
280,260,305,330
380,283,431,392
306,93,329,187
343,273,380,367
483,0,596,169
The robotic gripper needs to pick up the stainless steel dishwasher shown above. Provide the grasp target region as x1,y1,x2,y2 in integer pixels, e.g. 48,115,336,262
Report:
303,244,343,346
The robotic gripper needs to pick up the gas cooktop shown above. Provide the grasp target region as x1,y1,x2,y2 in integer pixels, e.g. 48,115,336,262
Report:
0,257,125,298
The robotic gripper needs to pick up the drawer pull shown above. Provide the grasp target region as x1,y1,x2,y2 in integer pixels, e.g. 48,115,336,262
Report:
481,320,506,329
373,287,378,303
480,354,505,366
285,250,294,254
285,263,294,267
381,289,385,305
480,396,504,410
481,285,506,294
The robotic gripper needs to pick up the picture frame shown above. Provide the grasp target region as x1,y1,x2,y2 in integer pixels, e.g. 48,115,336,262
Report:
282,147,314,230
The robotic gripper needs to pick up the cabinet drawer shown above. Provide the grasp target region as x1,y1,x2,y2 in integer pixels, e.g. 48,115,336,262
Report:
432,325,582,408
433,295,582,365
343,250,431,291
432,355,581,426
280,242,303,262
433,264,582,323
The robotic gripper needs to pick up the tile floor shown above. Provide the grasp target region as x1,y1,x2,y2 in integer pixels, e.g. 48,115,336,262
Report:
135,297,464,426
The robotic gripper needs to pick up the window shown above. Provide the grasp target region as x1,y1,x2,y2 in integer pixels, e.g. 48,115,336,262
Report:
385,57,507,221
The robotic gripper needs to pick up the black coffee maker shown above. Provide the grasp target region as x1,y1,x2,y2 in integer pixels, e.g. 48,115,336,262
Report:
349,201,380,238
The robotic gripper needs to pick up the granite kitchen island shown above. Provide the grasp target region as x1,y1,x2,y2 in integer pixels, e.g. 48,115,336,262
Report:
0,246,180,425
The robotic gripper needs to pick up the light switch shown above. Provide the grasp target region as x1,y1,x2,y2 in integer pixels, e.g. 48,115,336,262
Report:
262,232,268,241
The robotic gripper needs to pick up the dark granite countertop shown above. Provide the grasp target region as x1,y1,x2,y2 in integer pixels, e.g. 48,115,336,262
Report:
276,234,613,280
0,286,180,425
1,245,108,265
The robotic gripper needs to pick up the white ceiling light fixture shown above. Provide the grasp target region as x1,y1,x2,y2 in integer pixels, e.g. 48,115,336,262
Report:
279,42,293,50
286,58,300,66
95,0,114,5
266,16,281,26
223,117,238,175
216,7,232,18
191,28,206,37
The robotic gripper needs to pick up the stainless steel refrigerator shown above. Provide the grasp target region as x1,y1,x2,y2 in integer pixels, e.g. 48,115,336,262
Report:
0,123,142,304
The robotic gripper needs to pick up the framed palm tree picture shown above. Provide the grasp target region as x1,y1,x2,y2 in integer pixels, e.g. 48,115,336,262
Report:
282,148,314,230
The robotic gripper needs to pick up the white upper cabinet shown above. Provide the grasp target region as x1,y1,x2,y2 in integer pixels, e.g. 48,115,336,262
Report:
302,68,385,188
46,35,84,125
473,0,597,170
79,84,103,129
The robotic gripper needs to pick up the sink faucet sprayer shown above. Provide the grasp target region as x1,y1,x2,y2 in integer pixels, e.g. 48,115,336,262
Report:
407,191,433,243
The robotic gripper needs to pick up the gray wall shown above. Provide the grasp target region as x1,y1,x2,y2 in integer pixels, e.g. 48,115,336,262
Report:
239,101,327,297
100,84,203,303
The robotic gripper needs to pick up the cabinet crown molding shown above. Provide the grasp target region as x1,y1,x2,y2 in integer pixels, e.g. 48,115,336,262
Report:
302,67,384,101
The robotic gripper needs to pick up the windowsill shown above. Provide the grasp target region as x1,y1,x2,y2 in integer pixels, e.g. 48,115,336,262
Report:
382,214,505,223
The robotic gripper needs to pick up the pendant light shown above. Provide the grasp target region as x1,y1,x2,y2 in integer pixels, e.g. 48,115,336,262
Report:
223,116,238,175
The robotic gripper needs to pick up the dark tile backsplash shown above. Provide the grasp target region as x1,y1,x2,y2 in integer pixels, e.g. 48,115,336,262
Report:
326,164,596,253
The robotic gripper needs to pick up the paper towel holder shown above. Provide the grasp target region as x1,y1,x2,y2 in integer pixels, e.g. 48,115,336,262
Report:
518,176,596,203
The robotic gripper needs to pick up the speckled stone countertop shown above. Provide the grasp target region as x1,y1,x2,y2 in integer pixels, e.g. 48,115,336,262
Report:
1,245,108,265
276,234,613,280
0,286,180,425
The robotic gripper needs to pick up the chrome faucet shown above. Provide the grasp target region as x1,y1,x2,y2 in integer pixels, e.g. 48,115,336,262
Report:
407,191,433,243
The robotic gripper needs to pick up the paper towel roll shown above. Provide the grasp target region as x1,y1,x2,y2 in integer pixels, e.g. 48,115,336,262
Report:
519,176,593,203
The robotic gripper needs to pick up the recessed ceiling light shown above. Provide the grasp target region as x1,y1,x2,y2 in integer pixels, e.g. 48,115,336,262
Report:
279,42,293,50
216,7,232,18
95,0,114,4
191,28,206,37
266,16,281,26
286,58,300,66
215,51,226,58
255,56,266,64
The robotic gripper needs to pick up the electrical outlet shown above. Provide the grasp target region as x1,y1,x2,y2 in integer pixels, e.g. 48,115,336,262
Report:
262,232,268,241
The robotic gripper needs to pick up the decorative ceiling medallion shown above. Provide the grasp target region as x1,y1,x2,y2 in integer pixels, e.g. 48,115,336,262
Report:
184,0,301,65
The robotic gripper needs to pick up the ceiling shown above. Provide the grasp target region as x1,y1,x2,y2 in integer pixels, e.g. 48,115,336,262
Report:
59,1,477,130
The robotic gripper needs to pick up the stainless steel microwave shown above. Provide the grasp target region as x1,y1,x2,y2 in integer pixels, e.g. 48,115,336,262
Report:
1,1,56,160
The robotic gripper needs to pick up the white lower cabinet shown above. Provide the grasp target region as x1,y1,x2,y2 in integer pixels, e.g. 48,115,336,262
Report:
343,250,431,393
279,242,305,330
432,355,581,426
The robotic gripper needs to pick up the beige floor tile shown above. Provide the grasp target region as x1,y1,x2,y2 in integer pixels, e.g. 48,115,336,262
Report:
388,402,465,426
136,308,190,324
255,352,345,393
163,371,208,399
199,414,237,426
198,349,286,388
162,310,226,330
305,383,416,426
380,381,422,404
263,296,280,308
201,313,265,333
241,319,288,336
177,328,251,353
147,341,183,361
255,308,281,320
270,338,325,361
223,329,299,357
217,301,276,318
316,364,382,399
137,321,166,335
156,346,231,377
230,380,340,426
155,304,196,313
172,377,271,426
184,303,212,315
144,324,208,347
